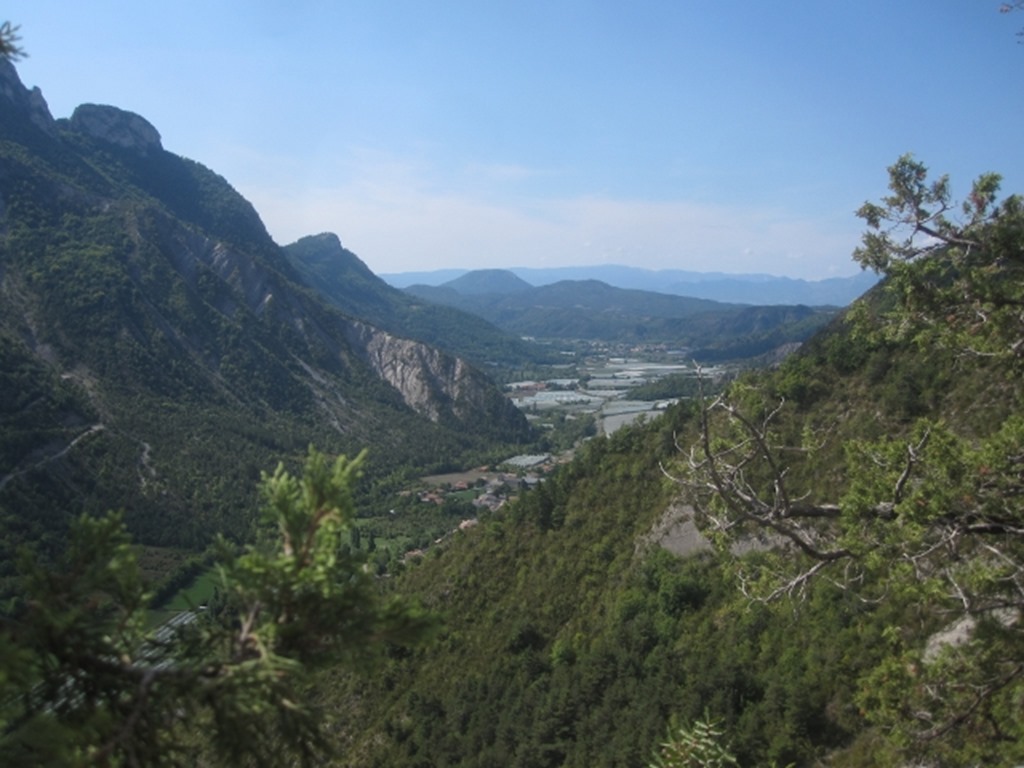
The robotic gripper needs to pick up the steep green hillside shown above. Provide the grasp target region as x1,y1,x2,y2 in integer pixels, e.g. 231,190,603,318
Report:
322,414,900,766
314,160,1024,766
0,60,530,579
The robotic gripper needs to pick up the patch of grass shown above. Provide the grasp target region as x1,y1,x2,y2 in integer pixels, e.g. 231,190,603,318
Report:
162,567,220,611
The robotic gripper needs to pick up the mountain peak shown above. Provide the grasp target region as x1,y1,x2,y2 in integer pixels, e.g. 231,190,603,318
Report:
286,232,375,276
67,103,163,154
307,231,343,247
0,58,57,137
444,269,533,295
290,232,345,256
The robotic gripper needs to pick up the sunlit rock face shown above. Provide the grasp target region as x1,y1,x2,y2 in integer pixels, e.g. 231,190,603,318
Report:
346,320,475,422
68,104,163,154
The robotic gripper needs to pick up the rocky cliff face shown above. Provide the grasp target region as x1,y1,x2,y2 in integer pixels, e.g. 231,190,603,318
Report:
346,320,479,422
0,62,162,154
68,104,163,154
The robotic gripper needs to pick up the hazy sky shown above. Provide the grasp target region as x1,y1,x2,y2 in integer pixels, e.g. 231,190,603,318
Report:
6,1,1023,279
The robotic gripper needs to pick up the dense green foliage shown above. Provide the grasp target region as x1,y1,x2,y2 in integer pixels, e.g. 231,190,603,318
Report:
534,410,598,453
674,157,1024,764
686,305,834,363
311,409,902,766
0,448,435,766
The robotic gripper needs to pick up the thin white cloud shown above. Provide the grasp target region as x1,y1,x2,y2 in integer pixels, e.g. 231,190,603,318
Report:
234,151,864,280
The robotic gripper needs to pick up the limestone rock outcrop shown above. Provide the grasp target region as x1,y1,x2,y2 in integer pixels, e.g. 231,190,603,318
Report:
68,104,163,154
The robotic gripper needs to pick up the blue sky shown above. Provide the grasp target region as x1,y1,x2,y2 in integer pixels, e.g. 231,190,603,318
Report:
6,1,1023,278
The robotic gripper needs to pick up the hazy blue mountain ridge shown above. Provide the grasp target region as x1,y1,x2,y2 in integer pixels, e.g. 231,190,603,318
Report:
384,264,878,306
405,271,837,353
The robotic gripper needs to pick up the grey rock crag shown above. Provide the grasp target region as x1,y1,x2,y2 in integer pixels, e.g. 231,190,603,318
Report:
68,104,163,154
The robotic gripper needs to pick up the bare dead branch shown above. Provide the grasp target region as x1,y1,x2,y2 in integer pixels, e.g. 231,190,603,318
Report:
895,428,931,503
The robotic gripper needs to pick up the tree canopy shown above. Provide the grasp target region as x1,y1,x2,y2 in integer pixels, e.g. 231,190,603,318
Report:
674,156,1024,763
0,447,436,766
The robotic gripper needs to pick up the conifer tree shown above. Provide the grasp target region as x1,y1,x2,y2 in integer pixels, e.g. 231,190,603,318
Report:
674,157,1024,762
0,21,24,61
0,447,436,766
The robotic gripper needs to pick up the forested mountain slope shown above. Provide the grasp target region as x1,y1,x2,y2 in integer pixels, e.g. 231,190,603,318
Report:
283,234,559,368
405,273,836,354
0,59,530,574
318,160,1024,766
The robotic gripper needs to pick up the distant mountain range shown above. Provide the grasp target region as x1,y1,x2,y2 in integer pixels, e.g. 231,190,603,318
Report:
404,269,838,357
383,265,878,306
